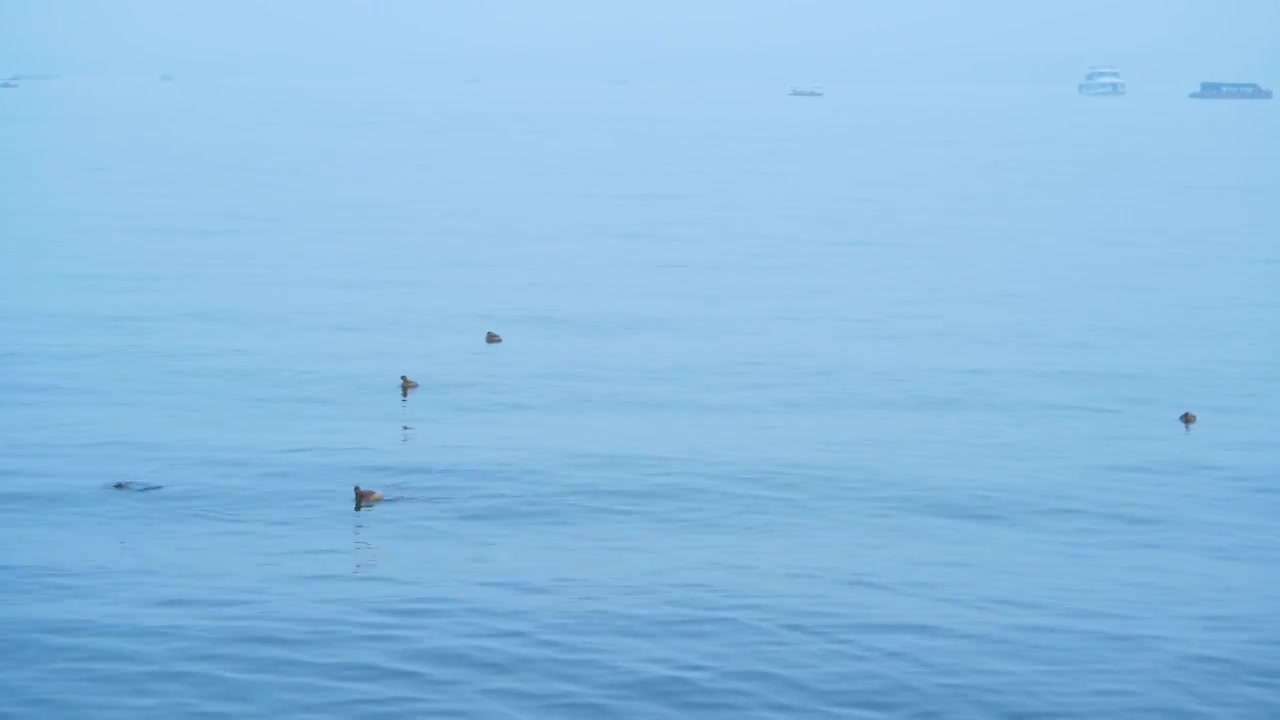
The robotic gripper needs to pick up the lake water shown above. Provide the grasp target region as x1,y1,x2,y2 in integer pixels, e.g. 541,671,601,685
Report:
2,76,1278,719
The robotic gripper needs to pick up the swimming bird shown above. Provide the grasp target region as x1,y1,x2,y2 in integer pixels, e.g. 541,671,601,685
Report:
1179,411,1197,425
111,481,163,492
354,486,383,504
400,375,419,390
485,331,503,344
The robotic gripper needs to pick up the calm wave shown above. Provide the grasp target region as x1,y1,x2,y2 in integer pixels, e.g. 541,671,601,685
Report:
2,78,1278,718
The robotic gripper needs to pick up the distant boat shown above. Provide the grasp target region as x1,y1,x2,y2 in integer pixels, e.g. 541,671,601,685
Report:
1078,66,1126,96
0,81,17,89
1188,81,1272,100
789,86,823,97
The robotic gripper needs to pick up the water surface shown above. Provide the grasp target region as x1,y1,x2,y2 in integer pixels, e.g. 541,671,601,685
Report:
2,77,1277,718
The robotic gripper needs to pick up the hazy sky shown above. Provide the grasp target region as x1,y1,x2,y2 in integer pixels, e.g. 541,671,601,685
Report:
2,1,1277,84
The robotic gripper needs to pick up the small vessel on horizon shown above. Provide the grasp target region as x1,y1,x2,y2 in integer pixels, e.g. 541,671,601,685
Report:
1078,66,1126,96
1188,81,1272,100
789,86,823,97
0,81,17,89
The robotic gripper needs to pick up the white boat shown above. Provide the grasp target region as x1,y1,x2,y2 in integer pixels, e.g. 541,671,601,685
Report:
1078,66,1126,96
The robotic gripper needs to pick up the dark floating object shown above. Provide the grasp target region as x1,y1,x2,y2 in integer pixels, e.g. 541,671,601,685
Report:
400,375,419,390
0,81,17,89
789,86,823,97
1179,411,1197,425
485,331,503,344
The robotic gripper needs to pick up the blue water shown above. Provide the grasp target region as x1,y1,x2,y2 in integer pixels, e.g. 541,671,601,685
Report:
2,77,1278,718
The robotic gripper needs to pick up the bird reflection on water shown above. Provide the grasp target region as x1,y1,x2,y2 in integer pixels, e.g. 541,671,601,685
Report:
352,522,376,575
